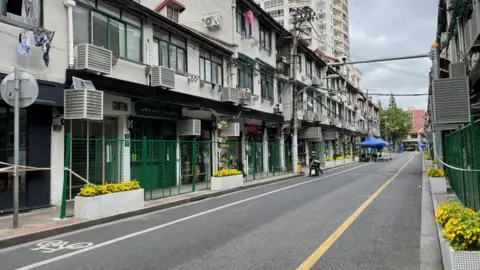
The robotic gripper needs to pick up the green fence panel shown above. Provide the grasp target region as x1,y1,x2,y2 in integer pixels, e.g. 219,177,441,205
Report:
444,119,480,210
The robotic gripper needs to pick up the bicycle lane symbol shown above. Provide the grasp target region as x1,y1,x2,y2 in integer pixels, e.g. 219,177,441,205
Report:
30,240,94,254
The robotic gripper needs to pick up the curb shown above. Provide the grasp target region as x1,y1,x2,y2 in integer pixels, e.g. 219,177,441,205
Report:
0,161,357,249
420,159,444,270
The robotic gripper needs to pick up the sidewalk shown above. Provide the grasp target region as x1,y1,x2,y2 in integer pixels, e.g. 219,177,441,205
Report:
0,161,357,249
420,158,444,270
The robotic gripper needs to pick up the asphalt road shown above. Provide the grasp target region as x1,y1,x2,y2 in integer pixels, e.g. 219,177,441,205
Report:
0,152,422,270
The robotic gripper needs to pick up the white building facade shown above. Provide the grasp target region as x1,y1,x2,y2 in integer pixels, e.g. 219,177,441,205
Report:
0,0,379,211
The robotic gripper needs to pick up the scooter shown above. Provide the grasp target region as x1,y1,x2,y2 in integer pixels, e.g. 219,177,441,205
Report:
309,159,323,176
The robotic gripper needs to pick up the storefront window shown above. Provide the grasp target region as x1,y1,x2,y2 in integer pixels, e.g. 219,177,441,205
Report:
0,107,27,195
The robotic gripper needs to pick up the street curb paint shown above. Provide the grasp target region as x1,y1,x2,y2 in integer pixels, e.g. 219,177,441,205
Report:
0,162,358,250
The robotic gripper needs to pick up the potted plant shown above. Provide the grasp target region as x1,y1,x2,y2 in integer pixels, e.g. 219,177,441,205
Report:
74,180,144,219
211,168,243,191
425,152,433,167
435,201,480,269
217,120,228,130
427,167,447,194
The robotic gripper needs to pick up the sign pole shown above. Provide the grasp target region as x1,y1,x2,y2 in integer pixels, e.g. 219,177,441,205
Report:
13,67,20,228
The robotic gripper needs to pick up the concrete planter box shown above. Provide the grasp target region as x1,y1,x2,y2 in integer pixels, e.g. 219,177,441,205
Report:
429,176,447,194
425,160,433,167
437,225,480,269
211,174,243,191
74,188,144,219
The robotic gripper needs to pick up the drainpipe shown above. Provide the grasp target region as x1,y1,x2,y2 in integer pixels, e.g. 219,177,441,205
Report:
64,0,76,69
232,0,236,53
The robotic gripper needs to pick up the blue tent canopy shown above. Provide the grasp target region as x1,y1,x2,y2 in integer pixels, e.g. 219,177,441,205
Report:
377,138,390,147
360,136,383,148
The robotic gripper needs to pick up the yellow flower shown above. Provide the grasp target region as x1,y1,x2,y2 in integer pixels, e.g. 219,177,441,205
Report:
213,168,242,177
77,179,141,197
427,168,445,178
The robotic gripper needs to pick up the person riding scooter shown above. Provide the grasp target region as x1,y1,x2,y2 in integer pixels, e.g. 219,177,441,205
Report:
309,151,323,176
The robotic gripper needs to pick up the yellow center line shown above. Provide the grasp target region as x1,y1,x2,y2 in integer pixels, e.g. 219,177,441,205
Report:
296,153,419,270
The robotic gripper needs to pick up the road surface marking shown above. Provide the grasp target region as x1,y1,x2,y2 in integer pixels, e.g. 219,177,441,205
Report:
30,240,93,253
296,153,418,270
16,163,371,270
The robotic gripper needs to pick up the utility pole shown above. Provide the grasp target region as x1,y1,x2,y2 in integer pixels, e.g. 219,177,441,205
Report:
430,42,443,169
291,7,316,173
13,68,20,228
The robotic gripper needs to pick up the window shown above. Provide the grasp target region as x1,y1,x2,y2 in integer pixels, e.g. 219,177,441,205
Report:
277,81,284,103
237,62,253,90
259,24,271,51
260,71,274,100
73,3,142,62
236,7,252,36
199,49,223,85
0,0,42,27
152,31,187,73
316,64,322,77
268,9,284,18
305,59,312,76
167,6,179,22
306,90,314,111
264,0,284,9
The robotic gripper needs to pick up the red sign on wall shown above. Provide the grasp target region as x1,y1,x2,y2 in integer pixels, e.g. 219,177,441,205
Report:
247,125,263,134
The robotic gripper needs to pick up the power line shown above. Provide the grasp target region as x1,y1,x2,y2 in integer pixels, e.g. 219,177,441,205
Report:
349,53,428,79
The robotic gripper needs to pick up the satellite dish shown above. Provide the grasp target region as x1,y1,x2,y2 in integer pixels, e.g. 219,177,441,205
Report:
0,71,38,108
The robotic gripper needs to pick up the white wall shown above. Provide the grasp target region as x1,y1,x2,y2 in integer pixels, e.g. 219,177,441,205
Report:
0,2,68,83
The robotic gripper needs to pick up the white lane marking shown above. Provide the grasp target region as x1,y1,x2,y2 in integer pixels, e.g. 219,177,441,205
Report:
0,161,366,254
17,163,371,270
30,240,93,254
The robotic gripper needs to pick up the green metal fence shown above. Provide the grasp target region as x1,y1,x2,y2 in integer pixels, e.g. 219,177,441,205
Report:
65,136,213,201
444,118,480,210
64,136,290,203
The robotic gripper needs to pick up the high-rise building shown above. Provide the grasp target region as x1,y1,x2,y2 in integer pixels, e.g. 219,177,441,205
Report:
255,0,349,59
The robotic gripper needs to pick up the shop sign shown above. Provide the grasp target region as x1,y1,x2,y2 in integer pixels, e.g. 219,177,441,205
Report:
134,101,181,119
247,124,263,134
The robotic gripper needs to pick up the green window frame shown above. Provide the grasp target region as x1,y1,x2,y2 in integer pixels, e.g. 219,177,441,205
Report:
153,30,187,73
260,71,274,100
199,49,223,85
236,7,252,35
72,1,143,62
259,24,271,51
237,62,253,90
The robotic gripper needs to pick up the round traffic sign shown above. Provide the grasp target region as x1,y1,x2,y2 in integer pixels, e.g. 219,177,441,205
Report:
0,71,39,108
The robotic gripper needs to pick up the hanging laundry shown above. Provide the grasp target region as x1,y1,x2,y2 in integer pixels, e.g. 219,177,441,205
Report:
244,10,254,26
33,27,47,46
32,27,52,67
43,41,51,67
17,32,33,56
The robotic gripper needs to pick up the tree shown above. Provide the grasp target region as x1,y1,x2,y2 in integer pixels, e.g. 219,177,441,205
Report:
388,93,396,109
379,106,412,147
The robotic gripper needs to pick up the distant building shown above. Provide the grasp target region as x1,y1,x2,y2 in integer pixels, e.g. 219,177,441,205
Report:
402,107,426,150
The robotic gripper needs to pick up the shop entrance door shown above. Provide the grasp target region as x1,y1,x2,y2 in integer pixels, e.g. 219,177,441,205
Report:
66,118,118,200
0,107,27,213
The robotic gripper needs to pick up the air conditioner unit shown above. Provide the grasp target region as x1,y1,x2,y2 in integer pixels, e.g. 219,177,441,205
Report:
151,66,175,89
223,122,240,137
221,87,240,103
64,78,103,120
177,119,201,136
203,14,221,30
304,111,315,122
315,113,324,122
74,43,113,75
273,103,283,114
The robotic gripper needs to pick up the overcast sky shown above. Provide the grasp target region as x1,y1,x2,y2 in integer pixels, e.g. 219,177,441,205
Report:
349,0,437,110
